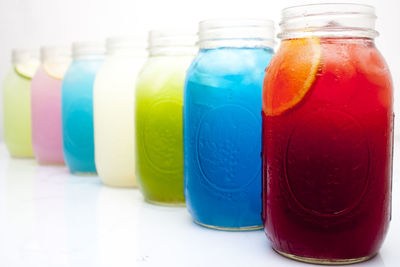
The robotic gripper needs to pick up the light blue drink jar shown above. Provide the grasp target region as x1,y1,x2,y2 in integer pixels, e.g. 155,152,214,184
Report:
61,42,105,174
184,19,275,230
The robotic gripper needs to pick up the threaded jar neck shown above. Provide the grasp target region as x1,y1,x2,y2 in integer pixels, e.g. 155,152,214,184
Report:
72,41,105,60
279,3,378,39
106,36,147,57
148,29,197,56
40,45,72,63
12,48,39,65
198,19,275,49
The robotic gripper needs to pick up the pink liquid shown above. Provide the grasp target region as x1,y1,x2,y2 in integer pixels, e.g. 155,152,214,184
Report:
31,66,64,164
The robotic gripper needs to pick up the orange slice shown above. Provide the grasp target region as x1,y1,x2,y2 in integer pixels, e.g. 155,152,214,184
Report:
263,37,321,116
15,61,39,79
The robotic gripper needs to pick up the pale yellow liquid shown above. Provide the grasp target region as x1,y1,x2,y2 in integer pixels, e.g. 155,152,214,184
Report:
93,56,146,187
2,67,34,157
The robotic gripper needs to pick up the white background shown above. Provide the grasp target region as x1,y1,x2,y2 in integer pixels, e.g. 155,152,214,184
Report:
0,2,399,266
0,0,399,141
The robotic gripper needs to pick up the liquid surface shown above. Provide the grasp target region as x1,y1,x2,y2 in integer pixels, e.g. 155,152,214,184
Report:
184,47,273,228
262,38,393,260
62,59,103,173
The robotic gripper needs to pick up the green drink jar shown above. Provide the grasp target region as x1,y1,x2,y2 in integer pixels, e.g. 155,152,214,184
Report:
135,30,196,206
3,49,39,157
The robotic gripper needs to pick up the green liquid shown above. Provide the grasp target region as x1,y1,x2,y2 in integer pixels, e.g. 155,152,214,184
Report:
135,56,192,205
3,68,34,157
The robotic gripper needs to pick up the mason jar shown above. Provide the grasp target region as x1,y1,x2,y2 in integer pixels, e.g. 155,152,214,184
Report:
135,30,197,205
61,41,105,174
262,3,393,264
31,45,72,165
94,37,147,187
3,49,39,157
184,19,275,230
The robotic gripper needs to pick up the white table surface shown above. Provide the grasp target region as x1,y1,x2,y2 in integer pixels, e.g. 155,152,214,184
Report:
0,139,399,267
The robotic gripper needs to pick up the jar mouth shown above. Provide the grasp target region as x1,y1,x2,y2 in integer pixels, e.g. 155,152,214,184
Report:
40,45,72,63
72,41,105,59
198,19,275,49
148,29,197,56
279,3,378,39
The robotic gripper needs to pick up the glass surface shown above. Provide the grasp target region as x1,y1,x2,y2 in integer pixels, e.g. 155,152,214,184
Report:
2,67,34,157
135,55,193,204
262,37,393,262
94,55,145,187
31,66,65,165
61,59,103,173
184,47,273,229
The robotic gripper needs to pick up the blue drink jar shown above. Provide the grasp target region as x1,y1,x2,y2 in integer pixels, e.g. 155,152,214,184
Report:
61,42,105,174
184,19,275,230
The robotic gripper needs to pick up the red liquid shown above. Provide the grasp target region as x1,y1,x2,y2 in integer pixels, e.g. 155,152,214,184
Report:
262,38,393,260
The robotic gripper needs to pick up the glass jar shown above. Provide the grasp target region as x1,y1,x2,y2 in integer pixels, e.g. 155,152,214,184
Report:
94,36,147,187
184,19,275,230
31,45,72,164
135,30,197,205
262,3,393,264
2,49,39,157
61,41,105,174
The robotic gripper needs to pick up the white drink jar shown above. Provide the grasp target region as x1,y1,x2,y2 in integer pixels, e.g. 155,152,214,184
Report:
93,37,146,187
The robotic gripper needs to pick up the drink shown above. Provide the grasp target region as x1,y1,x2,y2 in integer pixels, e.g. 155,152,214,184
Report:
184,19,275,230
94,37,146,187
62,42,104,174
262,4,393,264
135,30,196,205
3,49,39,157
31,45,71,165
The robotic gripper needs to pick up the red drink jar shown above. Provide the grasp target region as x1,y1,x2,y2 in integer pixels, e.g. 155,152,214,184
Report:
262,3,394,264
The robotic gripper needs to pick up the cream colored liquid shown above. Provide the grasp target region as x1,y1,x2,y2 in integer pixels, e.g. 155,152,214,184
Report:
93,56,145,187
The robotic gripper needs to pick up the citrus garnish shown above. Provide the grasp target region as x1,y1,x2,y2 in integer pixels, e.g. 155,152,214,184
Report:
15,62,39,79
43,61,71,80
263,37,321,116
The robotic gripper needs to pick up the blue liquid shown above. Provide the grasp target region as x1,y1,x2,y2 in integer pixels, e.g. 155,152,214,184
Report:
61,59,103,173
183,47,273,229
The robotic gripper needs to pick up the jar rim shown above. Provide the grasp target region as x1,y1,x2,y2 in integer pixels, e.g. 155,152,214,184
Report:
281,3,376,18
279,3,378,39
148,29,197,47
199,18,274,30
106,36,146,48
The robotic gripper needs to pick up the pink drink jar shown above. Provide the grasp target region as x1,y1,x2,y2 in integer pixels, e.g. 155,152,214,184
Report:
31,45,72,164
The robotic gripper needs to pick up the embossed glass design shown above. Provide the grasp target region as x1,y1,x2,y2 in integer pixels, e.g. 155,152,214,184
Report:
135,30,197,205
61,42,104,174
262,4,393,264
184,19,275,230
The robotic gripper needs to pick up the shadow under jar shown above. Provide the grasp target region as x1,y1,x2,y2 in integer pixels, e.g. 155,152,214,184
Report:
262,3,393,264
